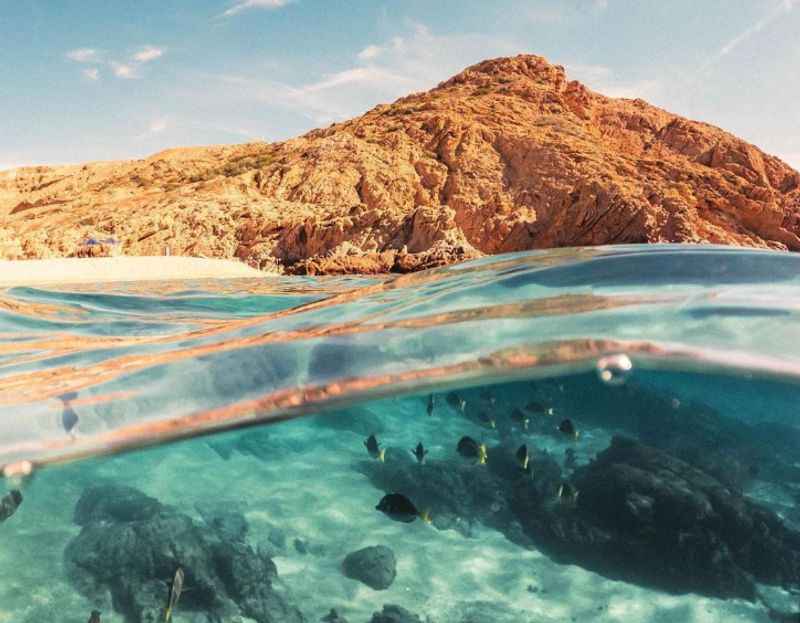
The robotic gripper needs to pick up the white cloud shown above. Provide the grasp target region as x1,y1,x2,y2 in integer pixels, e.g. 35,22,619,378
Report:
112,63,136,79
706,0,797,68
82,68,100,81
66,48,99,63
133,46,164,63
208,23,521,124
149,118,168,134
594,0,609,9
566,63,663,101
357,45,383,61
223,0,291,17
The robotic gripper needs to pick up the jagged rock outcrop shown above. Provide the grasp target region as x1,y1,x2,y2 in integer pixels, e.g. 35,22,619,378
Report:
2,54,799,273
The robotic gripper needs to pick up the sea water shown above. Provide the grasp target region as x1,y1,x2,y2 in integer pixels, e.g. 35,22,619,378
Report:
1,244,800,623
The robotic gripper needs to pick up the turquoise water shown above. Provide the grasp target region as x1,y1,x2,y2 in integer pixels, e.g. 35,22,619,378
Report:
2,244,800,622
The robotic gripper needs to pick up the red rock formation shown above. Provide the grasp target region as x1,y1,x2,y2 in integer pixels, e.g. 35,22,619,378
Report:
1,54,798,273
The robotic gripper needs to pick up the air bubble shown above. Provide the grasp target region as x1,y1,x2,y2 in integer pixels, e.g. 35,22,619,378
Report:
596,354,633,386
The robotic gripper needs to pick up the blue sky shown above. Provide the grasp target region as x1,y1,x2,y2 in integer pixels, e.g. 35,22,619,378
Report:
1,0,799,170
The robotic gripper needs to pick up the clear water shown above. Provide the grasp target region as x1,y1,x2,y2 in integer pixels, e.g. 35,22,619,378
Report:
2,244,800,623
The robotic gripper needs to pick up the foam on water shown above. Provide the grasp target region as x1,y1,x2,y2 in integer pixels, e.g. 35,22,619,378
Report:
1,244,800,622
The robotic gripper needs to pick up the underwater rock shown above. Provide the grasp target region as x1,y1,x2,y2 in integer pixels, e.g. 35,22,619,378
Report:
195,502,249,543
64,484,304,623
320,608,349,623
514,436,800,600
73,484,162,526
341,545,397,590
361,442,561,536
320,610,348,623
367,604,422,623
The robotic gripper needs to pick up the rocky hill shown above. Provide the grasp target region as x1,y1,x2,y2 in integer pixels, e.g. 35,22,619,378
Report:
2,54,799,274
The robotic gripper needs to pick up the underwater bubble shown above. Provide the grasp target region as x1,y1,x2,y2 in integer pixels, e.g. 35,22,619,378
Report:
596,353,633,386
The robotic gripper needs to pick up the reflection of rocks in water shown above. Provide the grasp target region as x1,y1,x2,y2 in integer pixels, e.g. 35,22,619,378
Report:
514,436,800,600
368,604,422,623
341,545,396,590
64,485,304,623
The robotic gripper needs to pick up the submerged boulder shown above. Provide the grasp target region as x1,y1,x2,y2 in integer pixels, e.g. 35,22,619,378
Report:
64,485,304,623
368,605,422,623
514,436,800,600
342,545,396,590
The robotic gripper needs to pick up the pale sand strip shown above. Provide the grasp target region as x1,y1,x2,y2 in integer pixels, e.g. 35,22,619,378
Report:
0,256,263,286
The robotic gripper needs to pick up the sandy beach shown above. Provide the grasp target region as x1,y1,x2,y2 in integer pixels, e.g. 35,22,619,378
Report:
0,256,263,287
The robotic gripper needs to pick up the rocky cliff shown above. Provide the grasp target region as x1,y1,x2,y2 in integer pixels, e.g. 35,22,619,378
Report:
2,54,799,274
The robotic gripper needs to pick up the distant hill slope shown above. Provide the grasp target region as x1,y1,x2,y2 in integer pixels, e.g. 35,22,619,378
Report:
2,54,799,274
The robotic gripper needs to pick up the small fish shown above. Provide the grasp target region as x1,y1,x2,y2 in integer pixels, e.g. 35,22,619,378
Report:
446,392,466,412
411,442,428,464
557,482,580,505
0,489,22,522
88,611,101,623
557,418,579,440
164,567,184,623
376,493,431,524
59,392,79,434
511,408,530,430
426,394,434,416
479,412,496,429
456,436,488,465
515,444,530,471
364,434,386,462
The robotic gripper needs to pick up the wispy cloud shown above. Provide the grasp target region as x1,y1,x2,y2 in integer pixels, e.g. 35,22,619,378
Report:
66,48,99,63
566,63,663,100
133,46,164,63
149,118,168,134
112,63,136,79
223,0,291,17
206,23,520,126
705,0,797,69
66,45,165,81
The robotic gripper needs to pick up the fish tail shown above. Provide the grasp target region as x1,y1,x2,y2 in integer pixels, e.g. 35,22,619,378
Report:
164,606,172,623
378,449,386,463
420,510,432,524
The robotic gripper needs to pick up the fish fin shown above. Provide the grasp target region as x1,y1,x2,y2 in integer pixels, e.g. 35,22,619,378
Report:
378,449,386,463
164,606,172,623
420,510,432,524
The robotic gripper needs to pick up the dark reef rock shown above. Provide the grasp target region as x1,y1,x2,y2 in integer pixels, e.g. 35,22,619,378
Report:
64,485,304,623
513,436,800,600
341,545,396,590
320,608,349,623
73,484,162,526
368,604,422,623
360,443,561,536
